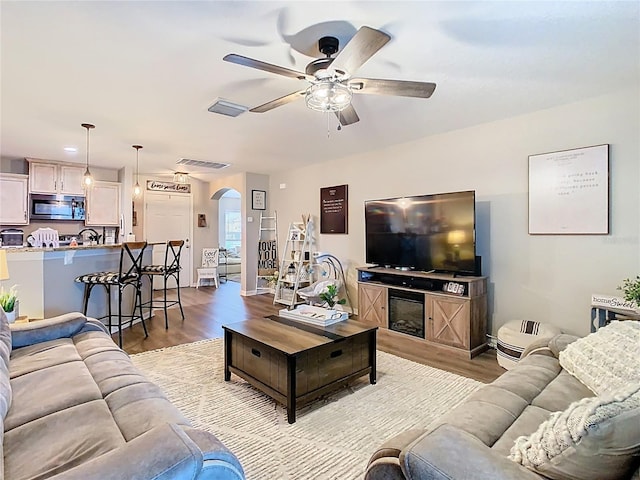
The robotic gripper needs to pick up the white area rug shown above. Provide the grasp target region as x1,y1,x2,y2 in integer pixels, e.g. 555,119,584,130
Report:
131,339,481,480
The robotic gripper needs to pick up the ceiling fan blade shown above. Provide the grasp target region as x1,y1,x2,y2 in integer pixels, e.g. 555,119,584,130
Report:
335,104,360,126
349,78,436,98
250,90,306,113
330,26,391,75
223,54,310,81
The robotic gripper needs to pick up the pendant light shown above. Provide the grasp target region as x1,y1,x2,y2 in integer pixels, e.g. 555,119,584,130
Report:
173,171,189,184
81,123,95,189
132,145,143,199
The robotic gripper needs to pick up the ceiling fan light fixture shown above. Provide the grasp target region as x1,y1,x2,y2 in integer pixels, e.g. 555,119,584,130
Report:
305,81,352,112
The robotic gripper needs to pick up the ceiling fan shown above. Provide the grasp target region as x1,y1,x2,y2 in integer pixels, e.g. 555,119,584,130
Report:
223,26,436,126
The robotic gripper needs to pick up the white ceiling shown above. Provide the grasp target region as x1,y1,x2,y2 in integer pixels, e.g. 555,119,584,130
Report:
1,1,638,182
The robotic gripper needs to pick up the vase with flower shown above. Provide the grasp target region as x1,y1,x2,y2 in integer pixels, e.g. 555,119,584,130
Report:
0,284,18,323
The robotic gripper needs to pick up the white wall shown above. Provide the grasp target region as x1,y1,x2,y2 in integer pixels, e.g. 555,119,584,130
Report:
269,88,640,337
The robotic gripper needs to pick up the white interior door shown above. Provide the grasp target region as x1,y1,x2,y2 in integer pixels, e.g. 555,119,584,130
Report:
144,192,192,289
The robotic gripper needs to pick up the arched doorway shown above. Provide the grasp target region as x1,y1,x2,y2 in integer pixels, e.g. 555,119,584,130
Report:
217,189,241,281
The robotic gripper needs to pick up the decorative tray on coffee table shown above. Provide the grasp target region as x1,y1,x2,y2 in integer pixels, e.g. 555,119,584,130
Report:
278,305,348,327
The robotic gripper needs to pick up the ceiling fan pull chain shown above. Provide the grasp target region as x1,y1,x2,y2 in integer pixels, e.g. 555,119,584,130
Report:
327,112,330,138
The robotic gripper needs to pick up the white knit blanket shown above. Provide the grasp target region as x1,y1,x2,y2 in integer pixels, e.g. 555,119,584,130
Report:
509,383,640,468
559,321,640,395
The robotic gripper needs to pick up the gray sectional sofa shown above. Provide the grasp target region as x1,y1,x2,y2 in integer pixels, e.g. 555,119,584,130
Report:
365,331,640,480
0,309,244,480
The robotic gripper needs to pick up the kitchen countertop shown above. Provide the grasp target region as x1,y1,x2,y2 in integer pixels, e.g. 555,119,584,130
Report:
3,241,164,253
3,244,124,253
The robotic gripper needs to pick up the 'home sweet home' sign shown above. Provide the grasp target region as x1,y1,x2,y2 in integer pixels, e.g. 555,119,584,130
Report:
146,180,191,193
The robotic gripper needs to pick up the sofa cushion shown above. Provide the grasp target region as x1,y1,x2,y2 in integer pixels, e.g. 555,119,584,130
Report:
559,320,640,395
427,353,563,449
509,383,640,480
9,338,81,379
4,400,125,480
531,370,595,413
5,360,102,431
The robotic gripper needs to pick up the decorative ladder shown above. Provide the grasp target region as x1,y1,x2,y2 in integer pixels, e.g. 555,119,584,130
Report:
256,211,278,294
273,216,313,309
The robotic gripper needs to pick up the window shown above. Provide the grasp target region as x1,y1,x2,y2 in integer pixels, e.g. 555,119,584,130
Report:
224,210,241,251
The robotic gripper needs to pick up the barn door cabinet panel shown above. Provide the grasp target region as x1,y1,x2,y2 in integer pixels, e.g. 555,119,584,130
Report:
86,181,121,226
0,174,29,225
358,282,388,327
426,294,471,350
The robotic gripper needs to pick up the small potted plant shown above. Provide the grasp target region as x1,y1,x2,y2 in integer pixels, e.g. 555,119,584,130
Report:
0,284,18,323
319,284,346,310
618,275,640,313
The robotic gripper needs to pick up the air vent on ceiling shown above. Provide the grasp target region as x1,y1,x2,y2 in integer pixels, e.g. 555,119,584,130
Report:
207,98,248,117
177,158,230,170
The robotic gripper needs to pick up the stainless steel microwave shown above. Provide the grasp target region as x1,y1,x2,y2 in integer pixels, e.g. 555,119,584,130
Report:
30,194,86,221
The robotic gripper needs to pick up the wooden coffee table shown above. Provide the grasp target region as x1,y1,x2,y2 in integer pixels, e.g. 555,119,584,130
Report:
223,316,377,423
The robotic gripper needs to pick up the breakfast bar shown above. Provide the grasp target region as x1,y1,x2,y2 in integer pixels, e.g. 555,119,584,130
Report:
4,244,151,321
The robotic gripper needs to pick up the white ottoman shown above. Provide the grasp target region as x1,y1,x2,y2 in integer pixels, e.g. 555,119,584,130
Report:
497,320,562,370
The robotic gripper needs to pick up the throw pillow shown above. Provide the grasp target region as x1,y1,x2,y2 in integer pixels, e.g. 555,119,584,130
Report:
559,320,640,395
509,383,640,480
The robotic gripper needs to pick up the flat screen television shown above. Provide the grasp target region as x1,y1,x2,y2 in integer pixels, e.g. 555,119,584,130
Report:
365,190,477,275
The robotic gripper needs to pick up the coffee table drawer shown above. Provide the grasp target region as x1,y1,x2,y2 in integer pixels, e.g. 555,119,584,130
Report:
297,336,368,395
231,335,287,394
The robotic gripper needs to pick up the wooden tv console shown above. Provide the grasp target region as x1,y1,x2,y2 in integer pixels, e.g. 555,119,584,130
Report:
357,267,488,360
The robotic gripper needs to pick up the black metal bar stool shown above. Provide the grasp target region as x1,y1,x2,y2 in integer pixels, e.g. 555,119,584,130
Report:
141,240,185,329
75,241,148,347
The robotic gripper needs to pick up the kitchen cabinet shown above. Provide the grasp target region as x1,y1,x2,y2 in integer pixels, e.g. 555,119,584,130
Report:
28,160,85,195
86,181,121,226
0,174,29,225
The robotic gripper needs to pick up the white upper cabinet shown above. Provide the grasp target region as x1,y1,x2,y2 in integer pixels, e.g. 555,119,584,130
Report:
29,162,57,193
86,181,121,226
59,166,85,195
0,174,29,225
28,160,84,195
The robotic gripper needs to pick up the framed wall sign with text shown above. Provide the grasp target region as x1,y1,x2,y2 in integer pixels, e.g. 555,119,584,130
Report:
528,144,609,234
320,184,348,234
252,190,266,210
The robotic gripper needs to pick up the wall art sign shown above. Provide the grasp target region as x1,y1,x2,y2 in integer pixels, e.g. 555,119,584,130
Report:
146,180,191,194
202,248,218,268
528,144,609,235
257,239,278,275
252,190,266,210
320,184,348,234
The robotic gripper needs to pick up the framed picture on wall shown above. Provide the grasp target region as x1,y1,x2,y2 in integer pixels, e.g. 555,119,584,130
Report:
252,190,266,210
528,144,609,234
320,184,348,234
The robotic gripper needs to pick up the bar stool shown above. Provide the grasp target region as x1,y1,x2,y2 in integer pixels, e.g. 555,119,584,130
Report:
75,241,148,347
140,240,185,329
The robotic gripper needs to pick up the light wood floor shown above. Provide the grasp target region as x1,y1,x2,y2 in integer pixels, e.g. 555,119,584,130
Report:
119,281,505,383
